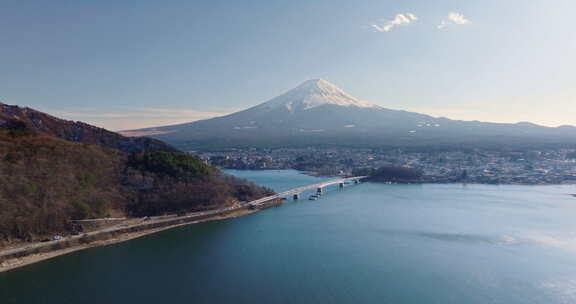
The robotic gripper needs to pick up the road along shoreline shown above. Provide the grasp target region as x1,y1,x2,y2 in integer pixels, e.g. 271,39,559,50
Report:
0,198,282,273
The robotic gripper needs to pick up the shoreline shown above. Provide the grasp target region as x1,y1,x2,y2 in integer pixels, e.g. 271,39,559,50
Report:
3,177,573,274
224,168,576,186
0,204,267,274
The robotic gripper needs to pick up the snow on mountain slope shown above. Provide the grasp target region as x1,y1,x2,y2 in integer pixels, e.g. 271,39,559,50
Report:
256,79,380,112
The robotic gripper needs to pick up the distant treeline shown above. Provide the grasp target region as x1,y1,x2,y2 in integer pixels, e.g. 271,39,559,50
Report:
357,166,423,182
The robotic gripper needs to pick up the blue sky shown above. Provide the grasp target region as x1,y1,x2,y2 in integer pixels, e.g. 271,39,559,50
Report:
1,0,575,130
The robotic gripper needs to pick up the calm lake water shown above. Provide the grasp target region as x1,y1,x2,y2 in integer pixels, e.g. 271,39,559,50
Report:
2,169,576,303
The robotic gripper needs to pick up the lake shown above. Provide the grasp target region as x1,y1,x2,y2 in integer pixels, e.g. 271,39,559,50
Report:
1,169,576,303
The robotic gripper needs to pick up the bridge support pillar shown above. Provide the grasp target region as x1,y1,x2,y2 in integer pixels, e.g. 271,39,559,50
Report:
293,193,299,200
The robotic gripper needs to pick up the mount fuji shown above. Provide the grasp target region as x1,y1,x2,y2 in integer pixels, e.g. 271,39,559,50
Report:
127,79,576,150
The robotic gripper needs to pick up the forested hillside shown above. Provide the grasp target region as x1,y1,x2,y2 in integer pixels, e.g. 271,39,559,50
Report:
0,111,273,245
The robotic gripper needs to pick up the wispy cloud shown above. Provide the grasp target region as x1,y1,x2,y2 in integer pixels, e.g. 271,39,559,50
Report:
371,13,418,33
57,108,225,119
53,108,228,130
438,12,471,29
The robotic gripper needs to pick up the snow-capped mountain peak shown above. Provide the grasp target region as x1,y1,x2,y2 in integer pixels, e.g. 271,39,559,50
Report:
259,79,379,111
130,79,576,151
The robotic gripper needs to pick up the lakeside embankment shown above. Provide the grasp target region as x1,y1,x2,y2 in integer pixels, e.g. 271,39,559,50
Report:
0,198,282,273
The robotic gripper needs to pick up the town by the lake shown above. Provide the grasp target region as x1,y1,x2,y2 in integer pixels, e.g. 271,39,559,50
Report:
198,148,576,185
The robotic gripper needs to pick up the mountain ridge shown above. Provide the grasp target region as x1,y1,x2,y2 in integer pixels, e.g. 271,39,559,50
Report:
125,80,576,150
0,102,178,153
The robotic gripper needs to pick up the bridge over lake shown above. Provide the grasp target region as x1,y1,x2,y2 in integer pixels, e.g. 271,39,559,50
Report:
249,176,367,207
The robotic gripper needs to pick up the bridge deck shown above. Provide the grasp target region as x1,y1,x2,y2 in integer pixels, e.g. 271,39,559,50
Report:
250,176,366,206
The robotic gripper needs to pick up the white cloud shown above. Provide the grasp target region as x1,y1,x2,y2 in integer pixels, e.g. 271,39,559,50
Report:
372,13,418,33
438,12,471,29
448,12,470,25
